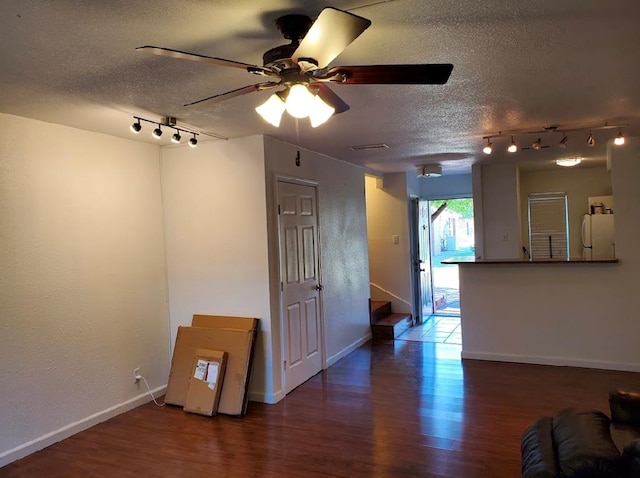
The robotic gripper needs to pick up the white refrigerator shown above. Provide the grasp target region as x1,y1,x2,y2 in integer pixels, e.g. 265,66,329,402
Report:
581,214,615,259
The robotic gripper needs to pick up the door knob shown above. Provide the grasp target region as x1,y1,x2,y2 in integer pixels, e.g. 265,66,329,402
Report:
315,284,324,291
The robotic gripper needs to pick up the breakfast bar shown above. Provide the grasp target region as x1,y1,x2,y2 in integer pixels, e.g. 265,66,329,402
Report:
441,256,636,372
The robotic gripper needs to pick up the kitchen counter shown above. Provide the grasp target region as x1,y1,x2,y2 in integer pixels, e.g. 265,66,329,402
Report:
442,256,619,265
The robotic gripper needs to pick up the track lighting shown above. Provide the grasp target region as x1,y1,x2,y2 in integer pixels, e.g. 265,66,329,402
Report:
129,116,199,147
559,134,568,148
532,138,542,150
256,84,335,127
481,121,627,155
130,119,142,133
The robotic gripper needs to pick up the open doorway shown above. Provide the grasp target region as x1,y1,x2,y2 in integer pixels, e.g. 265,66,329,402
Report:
428,197,475,316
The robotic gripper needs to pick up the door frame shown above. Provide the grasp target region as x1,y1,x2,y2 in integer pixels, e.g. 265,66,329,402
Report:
275,175,326,394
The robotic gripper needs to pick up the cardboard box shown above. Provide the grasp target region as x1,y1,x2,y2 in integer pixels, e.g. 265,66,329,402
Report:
165,326,256,416
183,349,227,417
191,314,258,332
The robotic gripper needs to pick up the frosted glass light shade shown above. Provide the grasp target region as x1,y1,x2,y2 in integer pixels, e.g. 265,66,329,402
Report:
285,84,315,119
255,94,286,127
309,95,335,127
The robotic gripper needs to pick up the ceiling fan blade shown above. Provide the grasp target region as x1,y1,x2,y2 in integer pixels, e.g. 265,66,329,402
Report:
314,64,454,85
310,83,350,114
292,8,371,70
184,82,280,107
137,46,272,76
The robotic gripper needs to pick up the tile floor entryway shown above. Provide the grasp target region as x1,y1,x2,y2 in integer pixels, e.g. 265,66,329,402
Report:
397,315,461,344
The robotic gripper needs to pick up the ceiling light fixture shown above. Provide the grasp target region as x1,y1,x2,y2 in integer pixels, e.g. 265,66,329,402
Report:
255,84,335,127
559,134,568,148
481,121,628,155
556,158,582,167
482,139,493,155
130,118,142,133
129,116,199,147
532,137,542,150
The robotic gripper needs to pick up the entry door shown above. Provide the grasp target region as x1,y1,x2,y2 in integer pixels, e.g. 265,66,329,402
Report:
278,180,323,394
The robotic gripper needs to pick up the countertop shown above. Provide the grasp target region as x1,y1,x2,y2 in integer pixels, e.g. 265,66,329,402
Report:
442,257,619,265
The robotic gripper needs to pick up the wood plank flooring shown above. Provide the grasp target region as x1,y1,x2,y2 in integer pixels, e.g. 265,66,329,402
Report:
3,340,640,477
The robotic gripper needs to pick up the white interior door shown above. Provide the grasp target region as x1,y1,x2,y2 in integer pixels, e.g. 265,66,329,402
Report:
278,180,323,394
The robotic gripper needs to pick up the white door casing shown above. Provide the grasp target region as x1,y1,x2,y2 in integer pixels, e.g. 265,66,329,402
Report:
277,179,323,394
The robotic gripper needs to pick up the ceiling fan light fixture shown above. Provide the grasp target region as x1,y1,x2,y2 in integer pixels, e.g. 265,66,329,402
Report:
309,94,335,127
152,125,163,139
587,131,595,147
507,136,518,153
614,128,625,146
482,139,493,155
285,84,315,119
130,119,142,134
255,93,286,127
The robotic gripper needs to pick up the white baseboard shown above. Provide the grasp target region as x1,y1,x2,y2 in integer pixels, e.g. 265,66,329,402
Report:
461,351,640,373
0,385,167,468
326,332,372,367
247,389,285,404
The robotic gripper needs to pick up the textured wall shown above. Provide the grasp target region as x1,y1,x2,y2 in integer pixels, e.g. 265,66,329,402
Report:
263,136,371,399
160,136,273,400
0,114,170,461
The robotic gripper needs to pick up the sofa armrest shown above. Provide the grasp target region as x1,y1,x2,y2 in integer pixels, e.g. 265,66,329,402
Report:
610,390,640,427
622,439,640,478
521,416,559,478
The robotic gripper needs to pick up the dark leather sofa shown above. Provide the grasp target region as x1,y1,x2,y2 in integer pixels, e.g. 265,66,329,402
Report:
521,390,640,478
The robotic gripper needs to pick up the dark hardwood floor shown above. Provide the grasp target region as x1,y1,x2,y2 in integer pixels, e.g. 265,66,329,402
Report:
3,340,640,477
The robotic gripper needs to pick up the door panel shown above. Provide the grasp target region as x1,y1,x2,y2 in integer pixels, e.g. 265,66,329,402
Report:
278,180,323,394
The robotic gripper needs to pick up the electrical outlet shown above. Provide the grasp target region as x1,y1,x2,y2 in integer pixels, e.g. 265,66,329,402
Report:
133,367,140,383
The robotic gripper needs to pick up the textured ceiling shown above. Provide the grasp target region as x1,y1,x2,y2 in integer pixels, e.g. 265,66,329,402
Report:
1,0,639,175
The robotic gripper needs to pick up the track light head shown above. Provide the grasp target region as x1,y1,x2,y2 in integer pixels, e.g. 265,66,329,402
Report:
587,131,595,147
507,136,518,153
171,131,182,144
614,129,625,146
559,134,568,148
152,125,163,139
532,138,542,150
130,119,142,134
189,134,198,147
482,139,493,155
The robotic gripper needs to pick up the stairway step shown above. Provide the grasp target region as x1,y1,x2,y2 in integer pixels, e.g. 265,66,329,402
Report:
370,300,392,323
371,313,412,340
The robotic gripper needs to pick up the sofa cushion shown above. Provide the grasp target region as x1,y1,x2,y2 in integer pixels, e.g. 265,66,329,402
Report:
553,408,625,478
521,416,559,478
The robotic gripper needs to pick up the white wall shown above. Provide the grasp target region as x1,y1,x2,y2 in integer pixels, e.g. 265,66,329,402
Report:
519,166,612,257
365,172,413,314
263,136,371,399
160,137,274,401
420,173,472,199
459,137,640,371
476,163,522,259
0,114,170,466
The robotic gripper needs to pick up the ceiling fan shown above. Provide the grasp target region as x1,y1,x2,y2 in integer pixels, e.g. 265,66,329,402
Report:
137,7,453,127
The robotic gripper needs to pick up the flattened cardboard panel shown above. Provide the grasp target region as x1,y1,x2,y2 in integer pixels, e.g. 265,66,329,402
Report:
166,326,254,415
183,349,227,417
191,315,258,332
